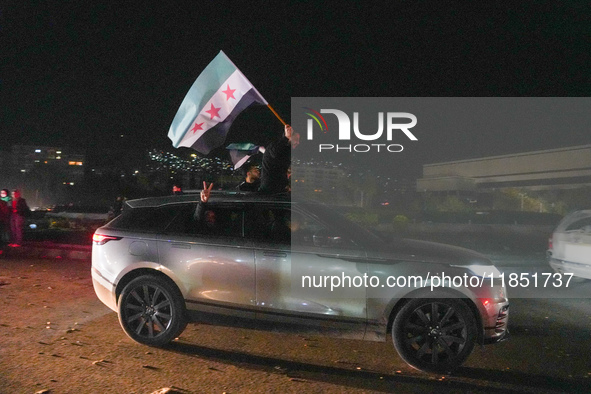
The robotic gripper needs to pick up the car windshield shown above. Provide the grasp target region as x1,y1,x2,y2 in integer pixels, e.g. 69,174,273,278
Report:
557,210,591,232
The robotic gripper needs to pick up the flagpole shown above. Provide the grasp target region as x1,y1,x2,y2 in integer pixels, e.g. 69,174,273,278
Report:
267,104,287,126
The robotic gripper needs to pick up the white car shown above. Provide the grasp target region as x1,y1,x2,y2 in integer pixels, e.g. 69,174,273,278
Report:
548,210,591,279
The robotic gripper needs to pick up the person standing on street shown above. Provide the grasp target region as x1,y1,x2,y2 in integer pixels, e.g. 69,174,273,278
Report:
9,189,30,247
111,196,124,218
0,189,11,248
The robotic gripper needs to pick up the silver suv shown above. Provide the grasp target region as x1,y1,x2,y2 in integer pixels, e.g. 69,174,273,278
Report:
92,193,508,372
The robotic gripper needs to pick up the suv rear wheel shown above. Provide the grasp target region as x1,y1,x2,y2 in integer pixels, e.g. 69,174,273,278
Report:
392,298,476,373
118,275,187,346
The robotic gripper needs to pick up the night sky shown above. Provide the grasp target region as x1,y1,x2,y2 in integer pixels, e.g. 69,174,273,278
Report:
2,1,590,175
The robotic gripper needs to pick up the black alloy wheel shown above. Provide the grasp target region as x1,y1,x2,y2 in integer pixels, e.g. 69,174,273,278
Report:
118,275,187,346
392,298,477,373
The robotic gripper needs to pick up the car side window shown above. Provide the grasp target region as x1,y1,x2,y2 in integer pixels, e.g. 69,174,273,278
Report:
291,210,359,249
290,210,325,246
244,206,359,248
565,216,591,232
166,204,243,238
245,206,291,244
109,204,188,233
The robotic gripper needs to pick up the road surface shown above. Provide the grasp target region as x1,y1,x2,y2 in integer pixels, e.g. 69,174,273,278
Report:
1,251,590,393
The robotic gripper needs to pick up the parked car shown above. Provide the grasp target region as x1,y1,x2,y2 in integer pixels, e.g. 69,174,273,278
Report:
548,210,591,280
91,193,509,373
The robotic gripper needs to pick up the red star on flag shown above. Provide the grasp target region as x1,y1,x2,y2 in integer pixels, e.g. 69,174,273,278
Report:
222,84,236,101
205,103,221,119
191,122,204,133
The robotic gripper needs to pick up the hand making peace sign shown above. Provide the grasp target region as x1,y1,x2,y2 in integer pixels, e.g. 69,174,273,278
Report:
200,182,214,203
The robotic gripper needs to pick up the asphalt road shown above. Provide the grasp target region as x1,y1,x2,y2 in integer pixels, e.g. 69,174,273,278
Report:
1,252,590,393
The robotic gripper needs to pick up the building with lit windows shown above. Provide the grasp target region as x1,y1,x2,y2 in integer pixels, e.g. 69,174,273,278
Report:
0,145,87,207
11,145,85,183
291,162,350,203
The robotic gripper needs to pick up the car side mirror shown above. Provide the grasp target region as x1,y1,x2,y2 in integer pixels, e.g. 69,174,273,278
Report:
312,230,345,247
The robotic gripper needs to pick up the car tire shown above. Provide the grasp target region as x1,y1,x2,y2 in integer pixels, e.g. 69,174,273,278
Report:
118,275,187,347
392,297,477,373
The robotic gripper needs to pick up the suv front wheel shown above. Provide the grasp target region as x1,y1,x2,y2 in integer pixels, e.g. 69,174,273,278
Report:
118,275,187,346
392,298,477,373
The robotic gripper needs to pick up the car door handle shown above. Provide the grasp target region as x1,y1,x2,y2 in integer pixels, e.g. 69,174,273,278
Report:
171,243,191,249
263,251,287,258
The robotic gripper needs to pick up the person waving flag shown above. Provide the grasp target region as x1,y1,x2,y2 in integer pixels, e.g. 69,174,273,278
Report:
168,51,275,155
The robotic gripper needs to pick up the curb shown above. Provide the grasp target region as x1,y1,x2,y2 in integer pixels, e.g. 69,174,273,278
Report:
1,242,92,261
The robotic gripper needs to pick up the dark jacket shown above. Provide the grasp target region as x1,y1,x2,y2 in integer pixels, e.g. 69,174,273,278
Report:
0,200,9,224
12,198,30,217
237,179,261,192
259,136,290,194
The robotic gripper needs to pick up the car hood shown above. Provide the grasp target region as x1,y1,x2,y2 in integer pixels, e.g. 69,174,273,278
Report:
378,238,492,266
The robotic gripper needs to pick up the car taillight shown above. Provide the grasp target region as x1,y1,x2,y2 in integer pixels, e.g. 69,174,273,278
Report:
93,234,122,245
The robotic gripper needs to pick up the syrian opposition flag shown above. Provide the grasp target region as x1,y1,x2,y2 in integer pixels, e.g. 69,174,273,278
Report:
168,51,268,155
226,142,261,170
